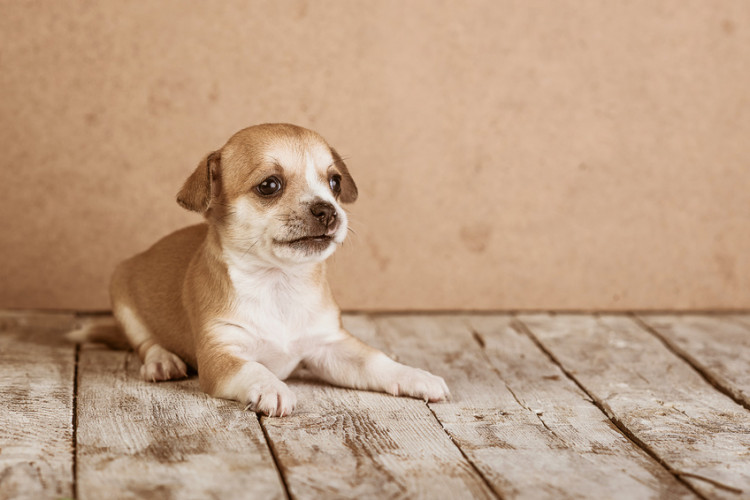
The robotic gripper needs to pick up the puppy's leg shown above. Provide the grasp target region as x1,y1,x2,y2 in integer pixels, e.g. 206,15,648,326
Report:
197,338,296,417
304,333,450,402
113,303,187,382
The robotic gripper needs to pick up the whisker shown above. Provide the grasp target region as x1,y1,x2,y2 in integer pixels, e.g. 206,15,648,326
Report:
326,154,352,170
214,208,237,223
240,239,259,259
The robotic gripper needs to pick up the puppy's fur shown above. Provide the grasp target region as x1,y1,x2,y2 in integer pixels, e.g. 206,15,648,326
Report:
75,124,448,417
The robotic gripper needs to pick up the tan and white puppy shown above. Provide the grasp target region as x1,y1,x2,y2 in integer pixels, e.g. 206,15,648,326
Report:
79,123,449,417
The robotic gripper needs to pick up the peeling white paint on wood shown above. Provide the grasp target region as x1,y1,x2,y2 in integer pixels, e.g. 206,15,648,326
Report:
76,346,286,500
358,314,694,500
0,312,76,500
2,311,750,499
263,378,496,499
520,314,750,499
638,314,750,408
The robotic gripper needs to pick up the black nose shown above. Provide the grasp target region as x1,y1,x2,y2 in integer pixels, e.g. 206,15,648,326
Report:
310,201,337,227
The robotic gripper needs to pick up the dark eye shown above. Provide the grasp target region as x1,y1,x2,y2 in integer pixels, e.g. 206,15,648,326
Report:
329,174,342,194
257,176,282,196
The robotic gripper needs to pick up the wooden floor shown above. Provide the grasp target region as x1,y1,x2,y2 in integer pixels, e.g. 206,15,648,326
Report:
1,312,750,499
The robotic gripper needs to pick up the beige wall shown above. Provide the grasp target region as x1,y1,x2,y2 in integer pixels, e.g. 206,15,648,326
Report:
1,1,749,311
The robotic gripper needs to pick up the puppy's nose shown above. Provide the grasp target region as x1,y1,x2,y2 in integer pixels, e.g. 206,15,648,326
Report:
310,201,337,228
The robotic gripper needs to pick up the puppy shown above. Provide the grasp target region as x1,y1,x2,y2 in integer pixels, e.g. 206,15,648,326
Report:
76,123,449,417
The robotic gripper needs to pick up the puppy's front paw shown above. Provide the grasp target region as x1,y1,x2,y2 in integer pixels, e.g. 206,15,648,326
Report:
389,367,450,402
244,380,297,418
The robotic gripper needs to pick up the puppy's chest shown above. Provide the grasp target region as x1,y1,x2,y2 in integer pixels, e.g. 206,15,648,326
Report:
228,268,337,347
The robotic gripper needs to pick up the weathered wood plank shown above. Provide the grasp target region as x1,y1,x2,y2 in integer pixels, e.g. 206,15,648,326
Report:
0,311,77,500
520,314,750,499
261,316,495,500
360,314,694,499
264,381,495,500
729,315,750,330
637,314,750,409
76,346,286,500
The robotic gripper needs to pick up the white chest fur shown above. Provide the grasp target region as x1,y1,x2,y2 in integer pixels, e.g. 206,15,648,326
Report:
219,263,341,379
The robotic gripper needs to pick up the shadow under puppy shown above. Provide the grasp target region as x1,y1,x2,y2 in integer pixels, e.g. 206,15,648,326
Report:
72,123,449,417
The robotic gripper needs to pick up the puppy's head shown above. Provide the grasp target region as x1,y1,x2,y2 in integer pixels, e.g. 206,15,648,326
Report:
177,124,357,266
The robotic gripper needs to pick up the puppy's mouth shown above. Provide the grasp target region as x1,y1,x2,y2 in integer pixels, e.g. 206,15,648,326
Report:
275,234,334,252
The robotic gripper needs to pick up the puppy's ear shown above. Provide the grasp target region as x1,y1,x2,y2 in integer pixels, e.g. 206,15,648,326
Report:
330,148,358,203
177,151,220,213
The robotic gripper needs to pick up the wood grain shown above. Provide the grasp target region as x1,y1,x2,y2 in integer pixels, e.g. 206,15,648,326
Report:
259,316,495,500
76,345,286,500
262,381,495,499
359,314,694,500
4,311,749,499
0,311,77,500
520,314,750,499
637,314,750,409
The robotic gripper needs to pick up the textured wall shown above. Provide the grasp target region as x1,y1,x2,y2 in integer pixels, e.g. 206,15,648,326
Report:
1,1,749,311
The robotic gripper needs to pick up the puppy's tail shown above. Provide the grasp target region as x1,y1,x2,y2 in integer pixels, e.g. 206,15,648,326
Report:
65,317,131,350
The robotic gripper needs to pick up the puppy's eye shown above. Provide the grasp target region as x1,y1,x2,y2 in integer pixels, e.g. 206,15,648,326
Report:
329,174,342,194
257,176,282,196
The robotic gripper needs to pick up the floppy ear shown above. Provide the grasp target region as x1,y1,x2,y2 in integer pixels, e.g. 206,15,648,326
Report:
330,148,358,203
176,151,220,213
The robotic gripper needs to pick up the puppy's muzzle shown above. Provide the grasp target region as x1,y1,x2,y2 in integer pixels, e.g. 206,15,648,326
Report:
310,201,338,235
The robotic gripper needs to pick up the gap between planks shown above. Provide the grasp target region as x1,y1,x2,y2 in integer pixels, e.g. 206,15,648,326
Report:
422,394,503,500
517,314,750,499
470,330,560,440
362,314,694,499
74,346,288,499
8,311,747,499
376,316,507,500
258,414,293,500
507,318,707,499
72,343,80,500
632,314,750,413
